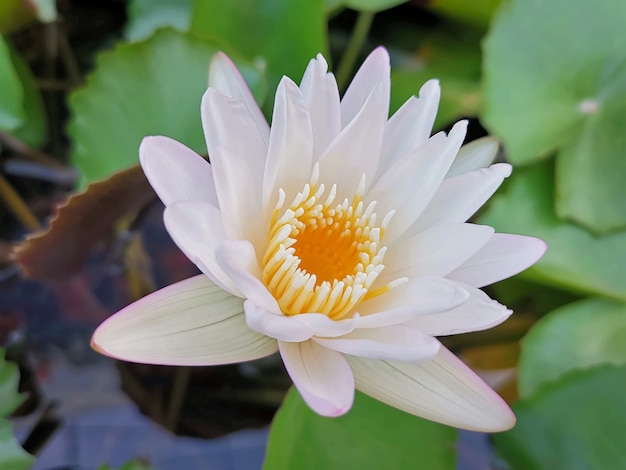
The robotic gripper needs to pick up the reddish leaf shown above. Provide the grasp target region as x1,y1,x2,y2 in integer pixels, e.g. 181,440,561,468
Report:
13,165,156,281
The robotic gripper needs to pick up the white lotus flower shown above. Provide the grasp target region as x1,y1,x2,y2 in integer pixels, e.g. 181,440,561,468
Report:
92,48,546,432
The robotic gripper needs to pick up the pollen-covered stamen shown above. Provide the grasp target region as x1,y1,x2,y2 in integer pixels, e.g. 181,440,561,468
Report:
262,170,394,319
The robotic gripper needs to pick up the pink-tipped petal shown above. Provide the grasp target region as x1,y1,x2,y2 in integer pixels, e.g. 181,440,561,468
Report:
370,120,468,242
340,46,390,128
201,89,266,247
379,223,494,285
208,52,270,145
357,277,469,327
317,82,388,199
408,284,512,336
447,234,547,287
447,136,499,178
348,345,516,432
139,136,218,207
414,163,512,231
244,300,314,342
263,77,313,211
299,54,341,160
381,79,440,167
215,239,280,314
91,275,277,366
164,201,240,295
314,325,440,362
279,340,355,417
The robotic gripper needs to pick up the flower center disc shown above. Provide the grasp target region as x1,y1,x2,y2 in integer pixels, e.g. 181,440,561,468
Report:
262,176,392,319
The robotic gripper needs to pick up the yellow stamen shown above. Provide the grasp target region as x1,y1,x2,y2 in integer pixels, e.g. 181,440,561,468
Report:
262,167,394,319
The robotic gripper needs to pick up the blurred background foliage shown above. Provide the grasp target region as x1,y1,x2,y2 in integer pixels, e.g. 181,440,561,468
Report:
0,0,625,468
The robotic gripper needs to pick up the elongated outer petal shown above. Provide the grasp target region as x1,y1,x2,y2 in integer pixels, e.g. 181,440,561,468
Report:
279,340,355,417
380,79,440,168
447,136,499,178
208,52,270,145
139,136,218,207
369,121,468,243
263,77,314,213
413,163,512,232
347,345,516,432
340,47,390,128
164,201,240,296
378,223,494,286
201,89,266,248
314,325,440,362
408,284,512,336
317,83,388,200
91,275,277,365
299,54,341,160
357,277,469,327
447,234,547,288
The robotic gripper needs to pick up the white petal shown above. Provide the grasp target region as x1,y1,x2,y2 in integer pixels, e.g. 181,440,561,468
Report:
348,345,516,431
91,275,277,365
208,52,270,146
447,234,547,288
414,163,512,231
447,136,499,178
357,277,469,327
380,79,440,168
314,325,440,362
295,313,359,338
279,340,354,417
340,47,390,128
299,54,341,160
408,284,512,336
369,121,468,242
139,136,218,207
201,89,265,246
215,239,281,314
263,77,313,211
378,223,494,286
244,300,314,342
164,201,241,295
317,82,388,200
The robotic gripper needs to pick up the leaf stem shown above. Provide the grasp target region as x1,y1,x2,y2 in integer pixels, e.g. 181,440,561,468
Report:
165,366,192,432
0,173,41,231
335,10,375,92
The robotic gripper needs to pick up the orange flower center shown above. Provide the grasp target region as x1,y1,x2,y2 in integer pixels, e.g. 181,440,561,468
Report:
262,171,393,319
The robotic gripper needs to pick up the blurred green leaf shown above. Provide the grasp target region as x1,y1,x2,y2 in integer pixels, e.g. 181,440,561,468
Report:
343,0,405,12
483,0,626,233
0,349,26,418
264,387,456,470
519,298,626,398
68,28,265,183
489,278,581,318
0,35,25,131
8,46,46,147
494,365,626,470
478,161,626,301
190,0,327,110
0,349,33,470
125,0,194,42
426,0,501,29
325,0,344,14
391,34,482,129
0,0,37,33
0,420,34,470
